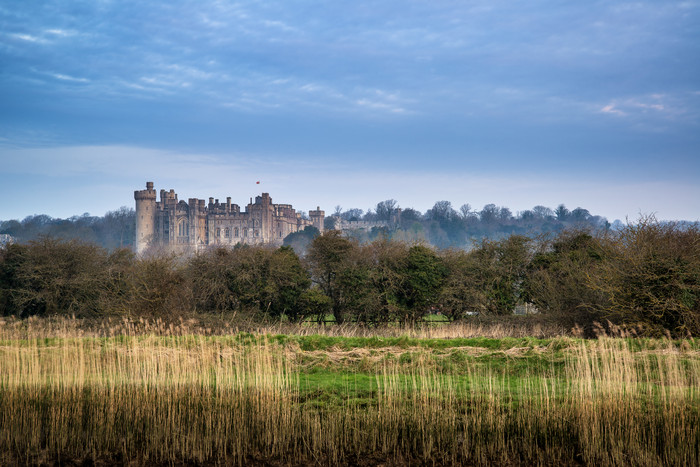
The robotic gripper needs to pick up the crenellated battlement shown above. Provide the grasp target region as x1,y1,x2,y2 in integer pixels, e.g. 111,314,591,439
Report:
134,182,324,253
134,191,156,201
134,181,156,200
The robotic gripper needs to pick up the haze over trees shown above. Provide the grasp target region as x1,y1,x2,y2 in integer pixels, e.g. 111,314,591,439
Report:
0,201,611,251
0,207,136,251
331,200,610,249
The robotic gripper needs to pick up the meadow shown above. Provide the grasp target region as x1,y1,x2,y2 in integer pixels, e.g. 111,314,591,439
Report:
0,317,698,465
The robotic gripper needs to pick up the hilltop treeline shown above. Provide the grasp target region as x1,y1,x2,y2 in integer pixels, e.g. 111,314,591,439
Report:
331,201,609,248
1,217,698,337
0,207,135,251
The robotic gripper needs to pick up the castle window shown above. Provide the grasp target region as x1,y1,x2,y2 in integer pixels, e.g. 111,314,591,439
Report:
225,228,230,238
254,230,259,237
234,227,239,237
178,220,188,237
243,229,248,237
216,228,221,238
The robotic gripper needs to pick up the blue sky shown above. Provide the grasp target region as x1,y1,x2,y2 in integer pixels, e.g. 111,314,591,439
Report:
1,1,698,221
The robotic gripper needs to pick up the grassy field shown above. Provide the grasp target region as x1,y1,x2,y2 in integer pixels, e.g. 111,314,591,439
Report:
0,317,698,465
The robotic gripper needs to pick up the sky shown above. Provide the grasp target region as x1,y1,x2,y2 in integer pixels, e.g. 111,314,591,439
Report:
1,0,699,222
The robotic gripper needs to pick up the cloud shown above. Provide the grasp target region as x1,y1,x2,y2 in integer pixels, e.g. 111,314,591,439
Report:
261,19,298,33
140,76,187,88
44,29,76,37
165,64,218,81
3,0,696,126
51,73,89,83
214,76,414,116
355,98,407,114
8,33,48,44
600,103,626,116
597,93,698,124
7,29,78,45
0,145,238,180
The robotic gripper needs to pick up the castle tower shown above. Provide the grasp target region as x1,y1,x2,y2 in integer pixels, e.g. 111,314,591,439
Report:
134,181,157,254
309,206,325,233
260,193,273,242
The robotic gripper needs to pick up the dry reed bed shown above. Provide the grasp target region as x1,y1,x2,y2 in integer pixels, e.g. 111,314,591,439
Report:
0,315,567,340
0,322,698,465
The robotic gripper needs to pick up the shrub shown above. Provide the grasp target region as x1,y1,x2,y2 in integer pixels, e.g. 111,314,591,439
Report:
523,231,610,333
593,218,700,336
0,237,112,317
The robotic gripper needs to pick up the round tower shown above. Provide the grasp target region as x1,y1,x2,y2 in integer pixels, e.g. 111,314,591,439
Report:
134,181,157,254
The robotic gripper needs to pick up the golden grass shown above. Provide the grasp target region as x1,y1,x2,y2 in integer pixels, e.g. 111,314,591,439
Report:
0,318,697,465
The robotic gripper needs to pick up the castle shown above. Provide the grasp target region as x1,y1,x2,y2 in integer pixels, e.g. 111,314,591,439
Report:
134,182,324,254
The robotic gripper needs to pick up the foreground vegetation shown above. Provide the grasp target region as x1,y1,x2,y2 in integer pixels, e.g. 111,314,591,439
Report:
1,216,697,464
0,318,698,465
2,216,698,337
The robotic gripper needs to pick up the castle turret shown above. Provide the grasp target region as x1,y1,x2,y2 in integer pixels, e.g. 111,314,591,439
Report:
309,206,325,233
134,181,157,254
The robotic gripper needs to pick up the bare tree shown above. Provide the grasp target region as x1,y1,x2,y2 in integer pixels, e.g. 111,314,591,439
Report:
532,205,554,219
341,208,363,221
555,204,569,221
376,200,399,221
480,204,498,224
428,201,456,222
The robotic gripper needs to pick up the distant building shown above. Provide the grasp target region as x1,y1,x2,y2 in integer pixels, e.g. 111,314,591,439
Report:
330,218,391,231
134,182,324,254
513,303,540,315
329,209,401,232
0,234,14,247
